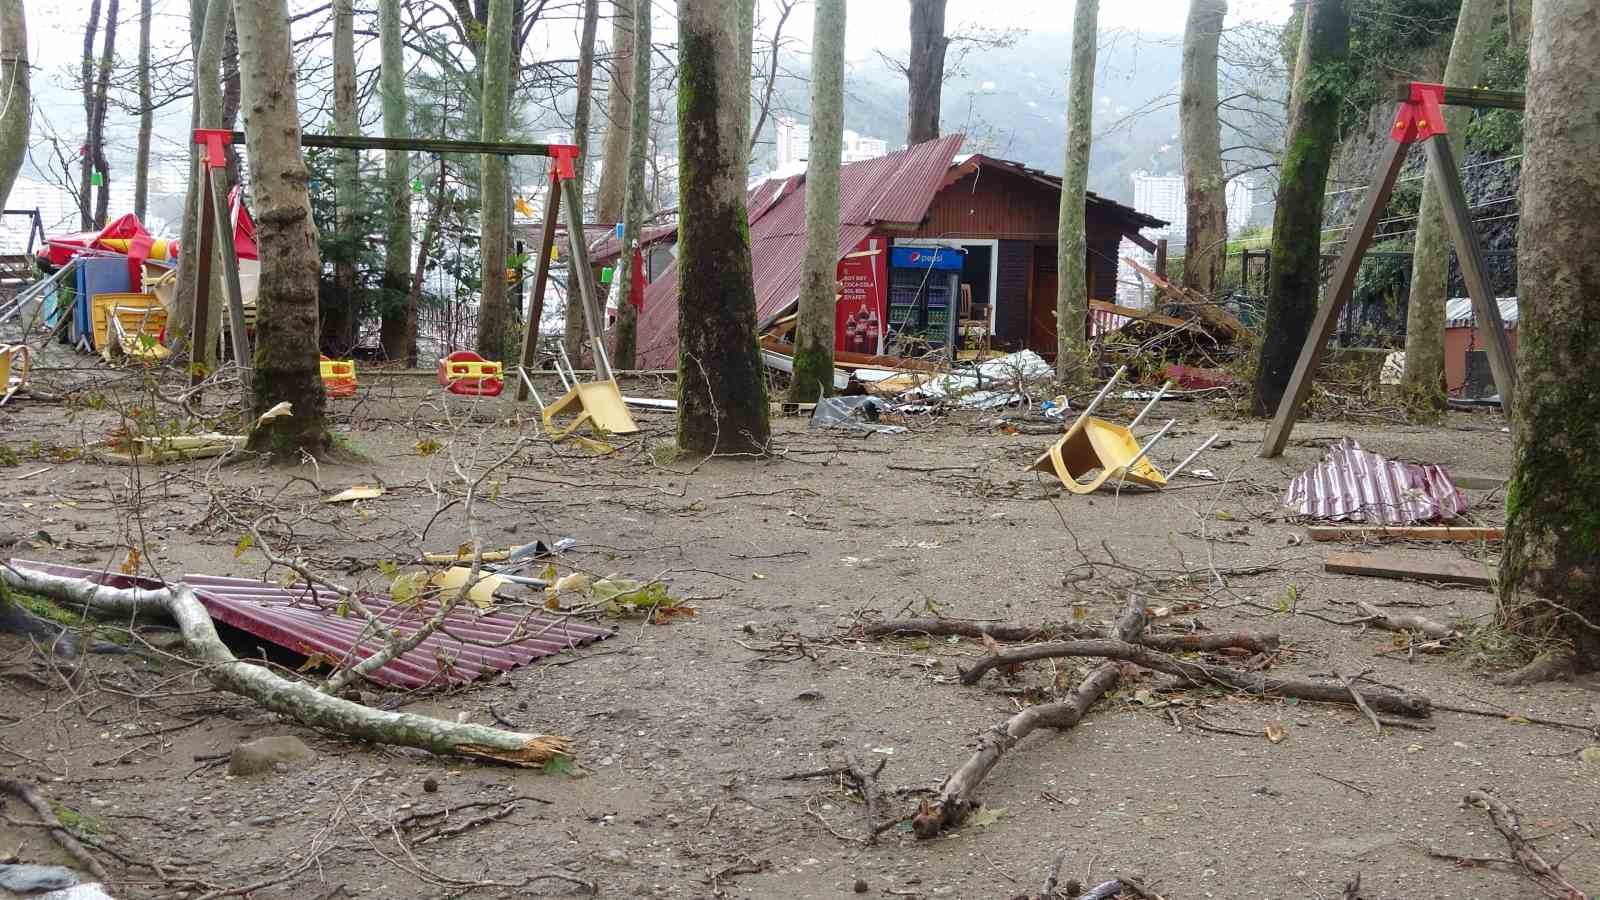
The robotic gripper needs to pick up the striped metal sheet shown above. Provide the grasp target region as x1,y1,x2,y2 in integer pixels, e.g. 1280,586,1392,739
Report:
11,561,612,690
1444,297,1518,330
634,136,965,369
1281,439,1469,525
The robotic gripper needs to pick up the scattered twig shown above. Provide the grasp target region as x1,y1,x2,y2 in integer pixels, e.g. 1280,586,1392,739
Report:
1355,601,1458,641
0,778,109,881
1333,668,1383,736
1460,789,1589,899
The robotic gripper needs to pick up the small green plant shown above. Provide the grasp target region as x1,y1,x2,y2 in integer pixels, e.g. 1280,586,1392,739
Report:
0,444,18,467
648,442,683,467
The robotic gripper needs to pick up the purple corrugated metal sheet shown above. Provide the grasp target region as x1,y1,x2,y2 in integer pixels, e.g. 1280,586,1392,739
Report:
633,136,965,369
1281,439,1469,524
12,560,612,690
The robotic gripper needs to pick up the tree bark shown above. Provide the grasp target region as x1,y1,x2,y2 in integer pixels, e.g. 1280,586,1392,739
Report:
78,0,102,231
327,0,360,355
787,0,845,403
736,0,754,169
1401,0,1499,418
378,0,415,364
675,0,771,455
235,0,330,457
1180,0,1227,298
90,0,119,229
0,0,30,211
221,17,241,187
545,0,598,365
0,566,571,766
1055,0,1097,380
610,0,651,370
172,0,230,369
571,0,634,361
905,0,948,145
1499,0,1600,672
1250,0,1349,416
475,0,514,360
133,0,152,220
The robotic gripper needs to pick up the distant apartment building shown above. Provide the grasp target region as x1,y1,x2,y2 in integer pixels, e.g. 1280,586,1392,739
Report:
1117,170,1255,306
774,117,892,168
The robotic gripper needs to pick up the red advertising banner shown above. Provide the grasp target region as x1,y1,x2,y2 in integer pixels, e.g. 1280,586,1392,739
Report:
835,236,887,355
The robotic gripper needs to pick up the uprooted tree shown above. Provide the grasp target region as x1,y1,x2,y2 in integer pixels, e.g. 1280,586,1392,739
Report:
1498,0,1600,679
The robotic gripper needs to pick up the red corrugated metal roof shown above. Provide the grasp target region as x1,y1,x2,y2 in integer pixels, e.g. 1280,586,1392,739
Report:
633,135,964,368
13,561,613,690
1281,439,1470,524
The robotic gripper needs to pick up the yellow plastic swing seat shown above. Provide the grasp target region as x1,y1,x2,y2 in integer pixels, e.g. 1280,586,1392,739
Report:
541,379,640,438
1030,416,1168,494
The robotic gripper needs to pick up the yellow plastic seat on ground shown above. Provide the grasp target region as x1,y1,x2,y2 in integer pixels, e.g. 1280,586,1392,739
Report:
1,344,31,404
1030,415,1168,494
542,379,640,438
107,303,170,362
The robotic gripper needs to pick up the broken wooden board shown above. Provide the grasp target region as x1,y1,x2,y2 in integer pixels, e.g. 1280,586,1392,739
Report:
1308,526,1504,543
1452,475,1508,491
1324,550,1495,588
1123,257,1247,340
1088,299,1189,331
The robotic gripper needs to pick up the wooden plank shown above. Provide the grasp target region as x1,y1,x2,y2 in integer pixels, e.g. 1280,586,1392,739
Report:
1423,135,1516,417
1453,474,1508,491
1324,550,1494,587
1260,136,1412,459
559,176,610,378
1123,256,1246,339
515,175,561,401
1307,526,1504,542
1089,299,1188,330
208,166,251,395
758,336,945,372
225,130,555,158
189,161,216,388
1391,85,1525,110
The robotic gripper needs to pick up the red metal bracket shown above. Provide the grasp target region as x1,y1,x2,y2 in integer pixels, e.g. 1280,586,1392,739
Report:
1391,82,1448,144
548,144,580,181
193,128,232,169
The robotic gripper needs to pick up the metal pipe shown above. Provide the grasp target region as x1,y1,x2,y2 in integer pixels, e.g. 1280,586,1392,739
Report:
1078,365,1127,422
1128,379,1172,429
1121,418,1175,478
1167,433,1220,481
554,341,576,390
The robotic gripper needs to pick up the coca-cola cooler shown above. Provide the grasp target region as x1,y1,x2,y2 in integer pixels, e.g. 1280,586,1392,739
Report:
835,236,889,356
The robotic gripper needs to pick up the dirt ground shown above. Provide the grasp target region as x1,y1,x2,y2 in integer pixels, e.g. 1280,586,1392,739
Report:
1,356,1596,900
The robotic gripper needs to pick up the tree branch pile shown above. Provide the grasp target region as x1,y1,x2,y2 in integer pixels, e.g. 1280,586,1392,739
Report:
0,564,570,766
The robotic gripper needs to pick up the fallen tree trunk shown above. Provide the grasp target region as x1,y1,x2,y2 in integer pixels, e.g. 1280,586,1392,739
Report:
959,638,1431,718
1355,601,1458,641
0,565,570,766
912,598,1148,838
863,617,1278,654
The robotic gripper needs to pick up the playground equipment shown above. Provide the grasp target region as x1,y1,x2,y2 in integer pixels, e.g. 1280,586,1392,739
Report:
320,357,358,398
437,350,505,397
1030,366,1217,494
0,344,30,405
525,340,639,441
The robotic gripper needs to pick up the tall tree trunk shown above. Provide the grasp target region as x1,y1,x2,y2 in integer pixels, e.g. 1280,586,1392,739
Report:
1401,0,1498,418
1498,0,1600,672
905,0,947,145
570,0,634,361
0,0,30,211
221,18,241,187
541,0,598,363
133,0,151,220
171,0,230,368
737,0,754,167
1180,0,1227,298
78,0,102,231
675,0,770,455
378,0,414,364
91,0,119,229
787,0,845,403
1055,0,1097,380
328,0,360,355
1250,0,1349,416
610,0,651,370
236,0,329,455
475,0,514,360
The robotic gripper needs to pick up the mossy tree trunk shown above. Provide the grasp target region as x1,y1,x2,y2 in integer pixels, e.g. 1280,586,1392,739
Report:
475,0,515,360
675,0,770,455
905,0,947,145
378,0,414,364
326,0,360,354
1401,0,1498,419
235,0,330,458
1180,0,1227,298
0,0,30,211
90,0,118,229
78,0,101,231
1055,0,1097,380
1498,0,1600,671
737,0,754,166
570,0,634,361
611,0,651,370
133,0,151,220
787,0,845,403
172,0,229,369
1250,0,1348,416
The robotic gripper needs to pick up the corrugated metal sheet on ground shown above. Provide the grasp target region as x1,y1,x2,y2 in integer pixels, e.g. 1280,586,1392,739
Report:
1444,297,1518,329
634,135,965,369
11,561,612,690
1281,438,1469,525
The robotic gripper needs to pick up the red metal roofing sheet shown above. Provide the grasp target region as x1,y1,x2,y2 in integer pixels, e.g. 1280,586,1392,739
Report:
11,561,613,690
633,136,965,369
1281,439,1469,525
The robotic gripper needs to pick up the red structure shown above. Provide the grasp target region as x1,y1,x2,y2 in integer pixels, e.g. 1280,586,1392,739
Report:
437,350,504,396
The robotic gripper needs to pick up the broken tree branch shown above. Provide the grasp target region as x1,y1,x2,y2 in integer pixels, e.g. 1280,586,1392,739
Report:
912,598,1149,838
0,565,571,766
861,617,1278,654
1461,789,1589,899
0,778,109,882
1332,667,1383,736
959,639,1431,718
1354,601,1458,641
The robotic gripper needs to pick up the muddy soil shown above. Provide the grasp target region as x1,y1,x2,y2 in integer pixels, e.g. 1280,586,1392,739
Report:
1,362,1596,900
